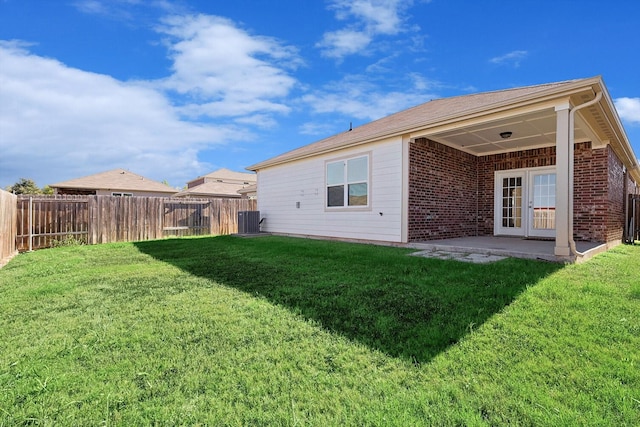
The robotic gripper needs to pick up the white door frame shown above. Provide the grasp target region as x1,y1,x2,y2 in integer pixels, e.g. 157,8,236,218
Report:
494,166,556,238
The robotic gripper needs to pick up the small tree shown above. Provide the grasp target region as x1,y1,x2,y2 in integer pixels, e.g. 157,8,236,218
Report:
6,178,43,195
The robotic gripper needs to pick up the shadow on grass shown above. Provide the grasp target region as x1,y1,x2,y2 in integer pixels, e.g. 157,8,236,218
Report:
134,235,562,363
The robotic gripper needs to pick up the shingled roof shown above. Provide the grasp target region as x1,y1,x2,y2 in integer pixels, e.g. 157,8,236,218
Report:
174,181,246,198
247,78,598,171
50,169,177,194
187,168,256,186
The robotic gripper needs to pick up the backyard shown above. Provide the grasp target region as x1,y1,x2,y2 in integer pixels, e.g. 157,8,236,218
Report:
0,236,638,425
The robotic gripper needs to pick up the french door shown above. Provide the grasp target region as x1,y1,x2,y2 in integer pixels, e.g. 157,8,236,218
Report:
494,167,556,238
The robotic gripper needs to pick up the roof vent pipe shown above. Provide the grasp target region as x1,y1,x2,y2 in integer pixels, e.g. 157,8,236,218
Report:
568,90,603,257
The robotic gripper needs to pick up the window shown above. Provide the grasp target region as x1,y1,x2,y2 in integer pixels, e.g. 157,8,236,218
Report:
326,155,369,208
112,192,133,197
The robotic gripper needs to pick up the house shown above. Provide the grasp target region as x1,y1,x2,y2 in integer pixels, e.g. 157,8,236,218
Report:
175,168,256,199
50,169,177,197
248,76,640,261
237,183,257,199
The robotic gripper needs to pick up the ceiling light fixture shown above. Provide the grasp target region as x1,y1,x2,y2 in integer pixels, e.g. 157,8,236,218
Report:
500,131,513,139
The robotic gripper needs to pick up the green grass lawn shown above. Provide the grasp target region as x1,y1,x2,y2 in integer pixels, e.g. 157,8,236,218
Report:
0,236,638,426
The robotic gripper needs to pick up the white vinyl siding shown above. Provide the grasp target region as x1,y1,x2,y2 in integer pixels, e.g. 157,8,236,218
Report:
257,136,404,242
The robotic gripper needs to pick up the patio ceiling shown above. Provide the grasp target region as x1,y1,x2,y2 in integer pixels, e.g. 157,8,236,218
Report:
420,102,603,157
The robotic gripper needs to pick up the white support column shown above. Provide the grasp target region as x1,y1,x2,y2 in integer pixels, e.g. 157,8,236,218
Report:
555,103,571,257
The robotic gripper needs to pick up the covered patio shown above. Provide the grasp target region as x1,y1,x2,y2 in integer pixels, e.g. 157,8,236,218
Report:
407,236,606,263
407,76,638,259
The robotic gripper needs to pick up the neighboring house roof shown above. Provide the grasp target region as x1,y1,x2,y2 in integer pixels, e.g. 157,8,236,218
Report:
50,169,177,194
174,181,246,198
187,168,256,186
237,183,257,196
247,76,640,182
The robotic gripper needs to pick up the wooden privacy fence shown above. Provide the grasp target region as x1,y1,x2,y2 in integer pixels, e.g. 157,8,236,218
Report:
627,194,640,244
16,196,257,252
0,190,18,266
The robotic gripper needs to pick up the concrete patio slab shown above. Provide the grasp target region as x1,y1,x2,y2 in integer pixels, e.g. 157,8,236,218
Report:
407,236,605,263
410,249,507,264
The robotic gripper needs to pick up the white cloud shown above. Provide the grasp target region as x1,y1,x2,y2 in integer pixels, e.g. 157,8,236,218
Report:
489,50,528,68
73,0,111,15
0,41,243,188
0,13,305,188
317,0,415,59
75,0,188,20
176,99,290,120
302,74,436,121
614,97,640,124
407,72,441,92
234,114,279,129
316,30,372,59
157,14,301,117
71,0,150,21
299,122,340,136
331,0,406,34
303,90,425,121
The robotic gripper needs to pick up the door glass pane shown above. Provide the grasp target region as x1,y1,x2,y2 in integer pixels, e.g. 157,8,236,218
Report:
532,173,556,230
501,176,522,228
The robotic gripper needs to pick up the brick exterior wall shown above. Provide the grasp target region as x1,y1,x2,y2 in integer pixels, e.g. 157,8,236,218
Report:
408,138,478,240
408,139,635,244
573,142,608,242
606,146,628,242
573,144,635,243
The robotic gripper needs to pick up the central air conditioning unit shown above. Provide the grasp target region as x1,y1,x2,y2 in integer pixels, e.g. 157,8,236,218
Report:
238,210,261,234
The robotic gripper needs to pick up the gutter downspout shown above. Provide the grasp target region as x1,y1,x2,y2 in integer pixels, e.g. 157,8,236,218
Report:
568,90,603,257
624,167,629,243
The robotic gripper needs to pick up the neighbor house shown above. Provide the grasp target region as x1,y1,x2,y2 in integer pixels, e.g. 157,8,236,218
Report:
237,183,257,200
248,76,640,261
50,169,177,197
175,168,256,199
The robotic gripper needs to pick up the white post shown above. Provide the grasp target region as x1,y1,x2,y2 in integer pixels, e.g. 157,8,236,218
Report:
554,103,571,257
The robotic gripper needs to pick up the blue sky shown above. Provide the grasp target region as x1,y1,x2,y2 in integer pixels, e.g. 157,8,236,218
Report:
1,0,639,189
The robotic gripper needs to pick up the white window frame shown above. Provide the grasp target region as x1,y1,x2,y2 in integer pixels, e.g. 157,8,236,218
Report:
325,153,372,211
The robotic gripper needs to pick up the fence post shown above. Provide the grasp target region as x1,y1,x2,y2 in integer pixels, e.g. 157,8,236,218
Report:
632,195,637,244
209,200,213,235
624,194,634,244
28,196,33,252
